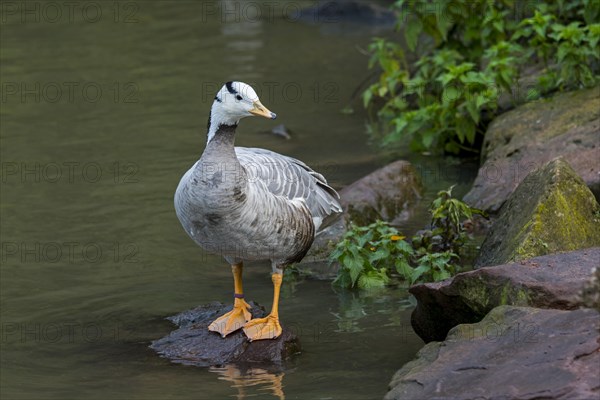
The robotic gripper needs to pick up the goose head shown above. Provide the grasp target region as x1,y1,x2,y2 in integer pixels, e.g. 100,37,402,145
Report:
207,81,276,143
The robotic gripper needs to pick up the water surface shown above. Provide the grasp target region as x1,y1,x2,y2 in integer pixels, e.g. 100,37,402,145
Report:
1,1,476,399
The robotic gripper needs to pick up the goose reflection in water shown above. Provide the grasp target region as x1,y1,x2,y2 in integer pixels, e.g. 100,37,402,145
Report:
209,365,285,400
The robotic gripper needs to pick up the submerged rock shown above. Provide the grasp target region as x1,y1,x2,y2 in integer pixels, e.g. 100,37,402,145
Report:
339,160,424,226
410,248,600,342
475,158,600,267
464,86,600,213
270,124,291,140
385,306,600,400
294,0,396,26
150,302,300,367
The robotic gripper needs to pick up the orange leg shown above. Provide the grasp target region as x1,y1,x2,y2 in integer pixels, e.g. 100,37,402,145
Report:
208,263,252,337
243,272,283,341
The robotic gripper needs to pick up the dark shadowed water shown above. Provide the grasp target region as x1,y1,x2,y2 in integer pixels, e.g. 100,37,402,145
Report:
1,1,477,399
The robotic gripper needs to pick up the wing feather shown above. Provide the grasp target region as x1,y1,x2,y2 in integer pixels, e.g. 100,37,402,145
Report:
235,147,342,230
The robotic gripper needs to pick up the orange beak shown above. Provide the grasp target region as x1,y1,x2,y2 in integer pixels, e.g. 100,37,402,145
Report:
249,100,277,120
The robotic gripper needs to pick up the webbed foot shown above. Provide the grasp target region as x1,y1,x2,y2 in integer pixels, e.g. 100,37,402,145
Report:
208,299,252,337
243,314,282,341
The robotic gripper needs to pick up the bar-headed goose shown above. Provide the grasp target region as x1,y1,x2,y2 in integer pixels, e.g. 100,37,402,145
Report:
175,81,342,341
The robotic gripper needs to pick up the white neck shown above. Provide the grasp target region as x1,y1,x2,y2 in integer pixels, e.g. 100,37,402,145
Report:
207,102,239,144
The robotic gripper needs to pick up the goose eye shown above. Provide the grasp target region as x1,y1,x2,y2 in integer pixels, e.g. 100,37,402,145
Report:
236,95,243,101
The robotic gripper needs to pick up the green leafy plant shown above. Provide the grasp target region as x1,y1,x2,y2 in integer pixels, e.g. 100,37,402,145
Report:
331,186,482,289
412,251,459,283
412,185,483,255
364,0,600,154
331,220,411,289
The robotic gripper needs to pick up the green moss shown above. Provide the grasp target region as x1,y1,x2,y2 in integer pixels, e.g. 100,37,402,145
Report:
484,87,600,160
458,277,490,314
477,158,600,266
512,175,600,262
518,288,530,304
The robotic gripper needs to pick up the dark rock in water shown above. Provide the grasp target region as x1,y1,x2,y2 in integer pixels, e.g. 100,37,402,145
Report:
270,124,291,140
464,87,600,212
410,248,600,343
294,0,396,27
150,302,301,367
385,306,600,400
475,158,600,267
339,160,424,226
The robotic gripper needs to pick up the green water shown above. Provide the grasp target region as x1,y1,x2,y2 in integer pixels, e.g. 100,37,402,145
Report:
1,1,477,399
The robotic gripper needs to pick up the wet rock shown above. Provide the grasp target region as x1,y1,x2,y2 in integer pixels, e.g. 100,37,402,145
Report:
475,158,600,267
270,124,291,140
339,160,424,226
150,302,301,367
385,306,600,400
294,0,396,26
464,87,600,213
410,248,600,342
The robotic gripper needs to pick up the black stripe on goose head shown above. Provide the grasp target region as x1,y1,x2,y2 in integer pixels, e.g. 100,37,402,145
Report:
225,81,238,95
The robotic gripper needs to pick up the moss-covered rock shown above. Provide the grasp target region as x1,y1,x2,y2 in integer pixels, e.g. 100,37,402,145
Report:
464,86,600,212
410,247,600,342
475,158,600,267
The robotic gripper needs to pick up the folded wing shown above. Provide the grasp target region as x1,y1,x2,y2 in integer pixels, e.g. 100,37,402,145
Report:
235,147,342,231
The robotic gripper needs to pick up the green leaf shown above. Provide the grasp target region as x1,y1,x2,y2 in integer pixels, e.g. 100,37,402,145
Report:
368,247,390,263
465,100,480,124
436,12,453,42
444,141,461,154
456,117,476,144
358,272,387,290
405,18,423,52
421,129,436,149
557,44,575,63
343,253,364,287
411,265,429,284
329,245,345,262
395,258,412,279
377,85,389,97
362,89,373,108
432,269,451,281
442,86,461,105
584,1,600,25
395,240,414,255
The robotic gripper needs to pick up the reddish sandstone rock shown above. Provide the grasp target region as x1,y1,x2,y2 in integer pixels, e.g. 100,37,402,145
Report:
386,306,600,400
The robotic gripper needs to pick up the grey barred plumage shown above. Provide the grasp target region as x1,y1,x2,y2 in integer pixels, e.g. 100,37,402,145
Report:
174,81,342,340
